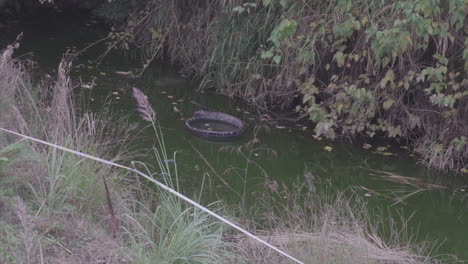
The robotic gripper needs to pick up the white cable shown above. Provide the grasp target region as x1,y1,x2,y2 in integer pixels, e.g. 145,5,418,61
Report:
0,127,305,264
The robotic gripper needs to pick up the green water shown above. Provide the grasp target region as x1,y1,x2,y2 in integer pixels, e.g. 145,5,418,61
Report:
2,11,468,260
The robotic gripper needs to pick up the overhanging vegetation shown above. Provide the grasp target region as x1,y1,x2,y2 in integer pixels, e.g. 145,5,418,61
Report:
95,0,467,172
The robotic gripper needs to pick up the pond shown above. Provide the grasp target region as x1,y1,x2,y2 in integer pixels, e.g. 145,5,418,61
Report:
2,11,468,260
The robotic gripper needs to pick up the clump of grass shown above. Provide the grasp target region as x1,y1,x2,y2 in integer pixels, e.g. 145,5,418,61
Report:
127,87,240,263
120,186,238,264
234,175,441,264
0,43,131,263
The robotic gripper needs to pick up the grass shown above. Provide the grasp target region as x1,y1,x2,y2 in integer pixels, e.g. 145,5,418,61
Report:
0,41,127,263
0,42,240,264
234,175,438,264
0,42,457,263
121,189,236,263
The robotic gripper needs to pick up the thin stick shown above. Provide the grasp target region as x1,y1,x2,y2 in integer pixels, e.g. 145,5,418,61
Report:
188,141,230,187
131,161,145,202
102,175,119,238
74,36,111,57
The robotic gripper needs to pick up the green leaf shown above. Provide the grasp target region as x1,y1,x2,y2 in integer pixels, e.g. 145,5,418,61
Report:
337,0,352,12
232,6,245,14
260,49,274,59
383,99,395,110
380,70,395,88
273,55,281,64
268,19,298,45
303,94,312,104
333,51,346,67
263,0,271,6
243,2,257,8
408,113,421,129
333,16,361,38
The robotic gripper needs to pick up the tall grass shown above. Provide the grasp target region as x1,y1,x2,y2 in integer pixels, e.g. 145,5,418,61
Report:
0,42,131,263
0,43,240,263
123,87,239,263
121,187,237,264
235,175,438,264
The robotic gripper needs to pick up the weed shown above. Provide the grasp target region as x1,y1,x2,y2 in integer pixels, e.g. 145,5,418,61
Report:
234,175,441,264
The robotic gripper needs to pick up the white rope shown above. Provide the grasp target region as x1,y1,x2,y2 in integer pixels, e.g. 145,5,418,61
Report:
0,127,304,264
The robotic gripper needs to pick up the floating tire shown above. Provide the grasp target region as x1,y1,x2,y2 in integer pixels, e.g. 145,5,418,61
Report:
185,110,244,140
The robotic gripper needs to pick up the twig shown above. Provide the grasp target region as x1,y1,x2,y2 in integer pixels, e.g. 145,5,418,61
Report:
190,100,218,111
102,175,119,238
131,161,145,202
188,141,231,187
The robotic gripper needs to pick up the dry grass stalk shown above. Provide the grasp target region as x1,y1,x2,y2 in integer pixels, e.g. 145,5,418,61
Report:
15,196,36,264
361,167,448,205
0,44,23,138
1,41,141,263
236,231,429,264
102,175,119,238
364,167,447,191
11,105,30,136
49,55,76,144
132,87,156,122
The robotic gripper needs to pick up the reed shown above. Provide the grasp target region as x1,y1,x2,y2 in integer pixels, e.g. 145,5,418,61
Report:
234,176,442,264
0,43,133,263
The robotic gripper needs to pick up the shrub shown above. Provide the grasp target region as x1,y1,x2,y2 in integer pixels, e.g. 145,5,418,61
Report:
99,0,467,172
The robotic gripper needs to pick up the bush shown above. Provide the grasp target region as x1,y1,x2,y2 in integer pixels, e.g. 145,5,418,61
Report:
99,0,467,172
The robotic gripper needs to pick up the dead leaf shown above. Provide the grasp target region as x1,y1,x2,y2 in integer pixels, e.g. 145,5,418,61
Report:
362,143,372,149
323,146,333,151
376,146,387,152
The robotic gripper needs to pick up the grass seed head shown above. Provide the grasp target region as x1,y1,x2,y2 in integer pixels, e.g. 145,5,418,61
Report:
132,87,156,122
